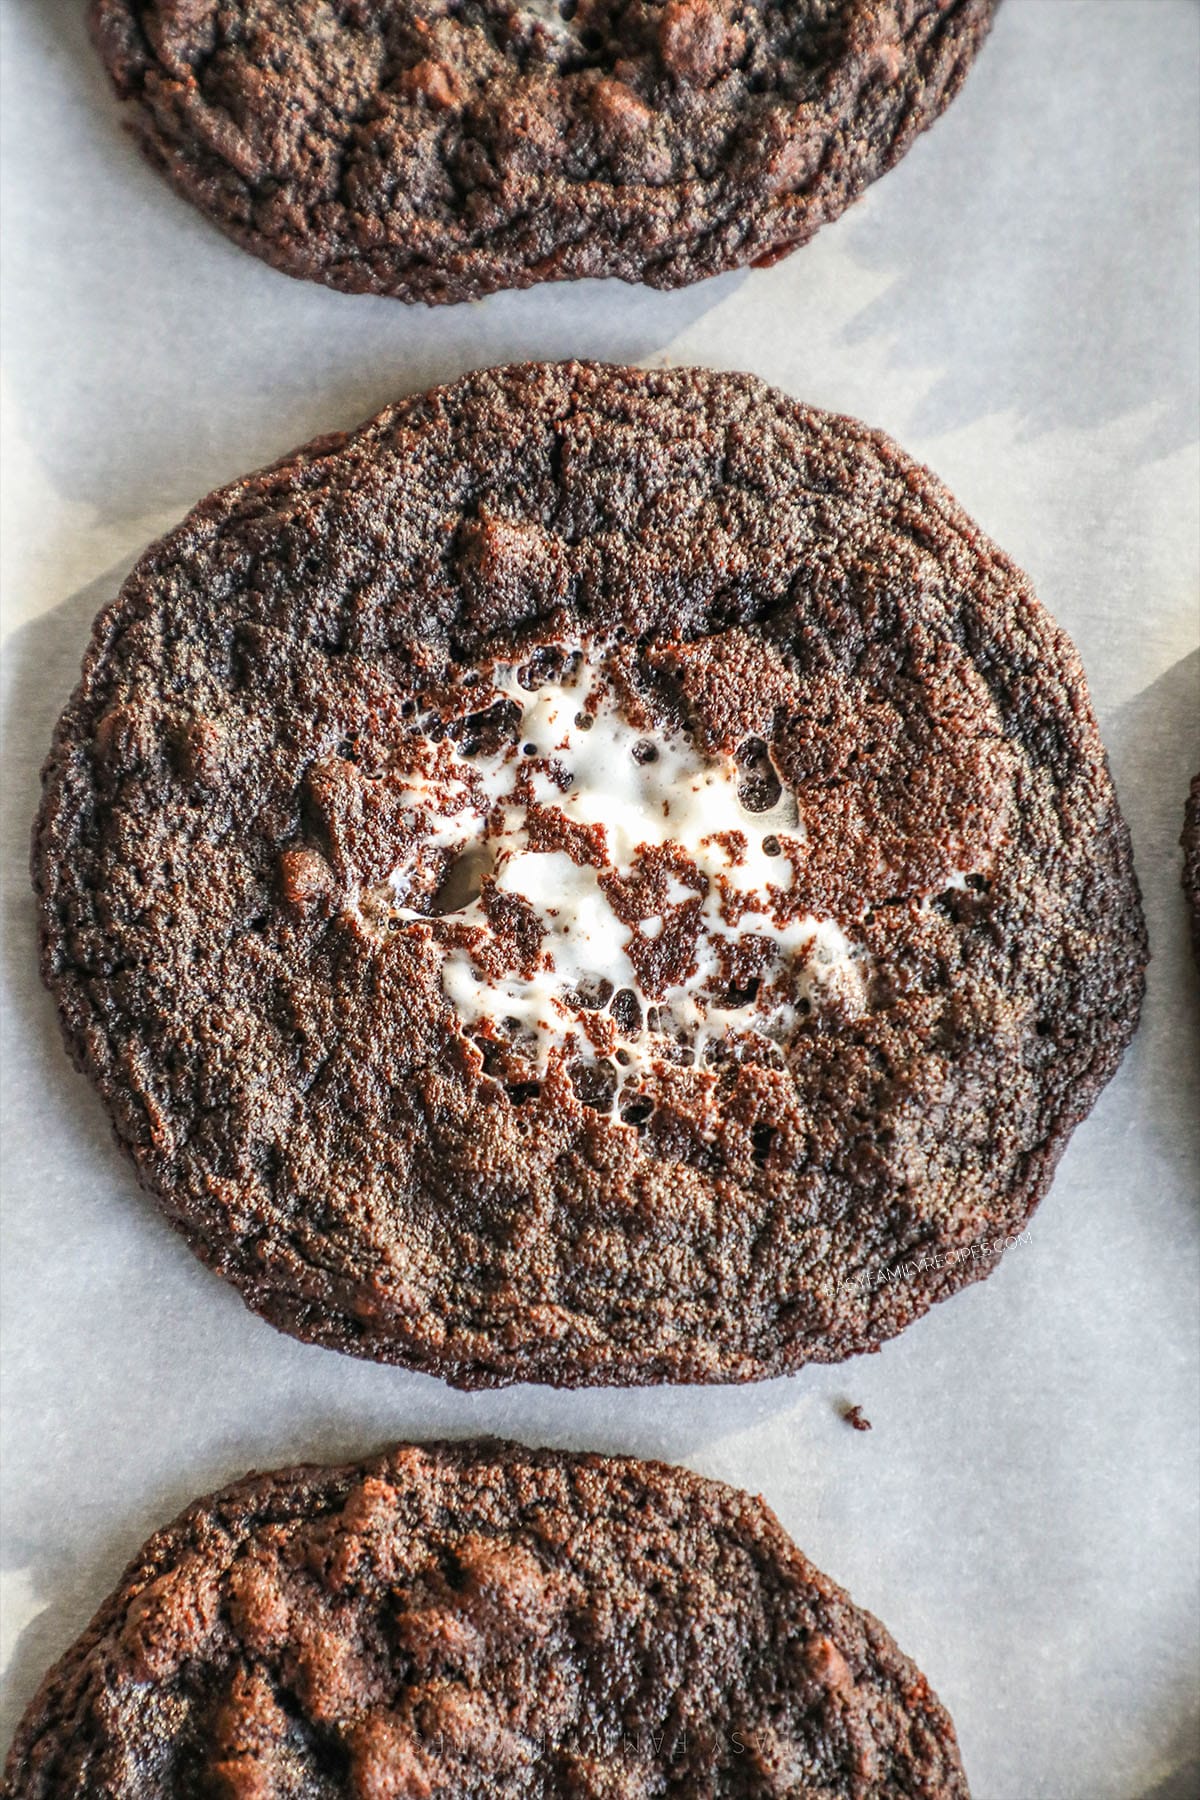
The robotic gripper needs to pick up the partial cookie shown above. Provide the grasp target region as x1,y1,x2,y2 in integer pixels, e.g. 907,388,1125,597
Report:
4,1438,970,1798
89,0,997,303
1184,773,1200,965
32,362,1146,1387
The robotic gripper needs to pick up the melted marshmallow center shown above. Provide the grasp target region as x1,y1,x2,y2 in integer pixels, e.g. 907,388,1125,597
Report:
383,658,869,1086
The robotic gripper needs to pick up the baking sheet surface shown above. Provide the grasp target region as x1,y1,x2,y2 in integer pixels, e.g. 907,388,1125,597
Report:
2,3,1198,1795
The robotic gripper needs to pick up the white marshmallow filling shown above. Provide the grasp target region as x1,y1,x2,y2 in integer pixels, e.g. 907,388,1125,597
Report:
368,654,872,1101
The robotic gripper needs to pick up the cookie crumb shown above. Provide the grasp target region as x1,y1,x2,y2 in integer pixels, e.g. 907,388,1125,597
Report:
841,1404,872,1432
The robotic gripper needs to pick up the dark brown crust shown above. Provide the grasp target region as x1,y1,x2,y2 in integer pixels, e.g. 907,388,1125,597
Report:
30,361,1147,1389
3,1437,970,1798
1183,774,1200,966
88,0,998,304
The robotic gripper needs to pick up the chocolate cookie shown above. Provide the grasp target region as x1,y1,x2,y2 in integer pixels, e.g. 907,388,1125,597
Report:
4,1437,970,1797
89,0,997,304
32,362,1146,1388
1183,774,1200,966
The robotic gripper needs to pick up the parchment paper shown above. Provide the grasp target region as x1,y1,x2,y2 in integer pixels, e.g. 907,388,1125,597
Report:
2,3,1198,1794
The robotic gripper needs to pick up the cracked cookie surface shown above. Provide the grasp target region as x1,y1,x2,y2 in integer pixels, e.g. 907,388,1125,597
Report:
4,1438,971,1798
90,0,997,302
31,361,1146,1388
